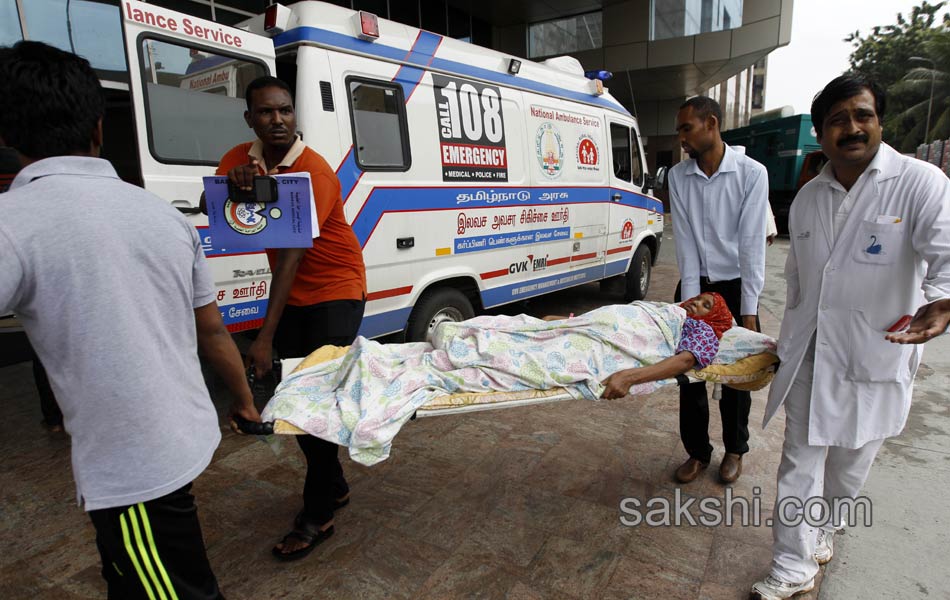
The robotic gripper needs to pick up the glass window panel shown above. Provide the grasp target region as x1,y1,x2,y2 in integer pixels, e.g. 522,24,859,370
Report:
0,0,22,46
389,1,419,27
348,80,410,169
354,0,388,17
139,37,268,163
420,0,447,34
528,11,602,59
448,6,469,41
652,0,742,41
215,0,267,12
21,0,70,49
610,123,631,182
471,16,491,47
723,75,736,130
700,0,713,33
737,67,749,125
215,9,250,26
752,73,765,110
69,0,126,72
22,0,125,73
148,0,212,20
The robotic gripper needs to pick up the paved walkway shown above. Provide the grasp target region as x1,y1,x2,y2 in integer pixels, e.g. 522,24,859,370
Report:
13,223,945,598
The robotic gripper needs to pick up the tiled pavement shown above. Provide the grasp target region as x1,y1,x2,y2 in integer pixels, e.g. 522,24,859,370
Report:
0,237,823,599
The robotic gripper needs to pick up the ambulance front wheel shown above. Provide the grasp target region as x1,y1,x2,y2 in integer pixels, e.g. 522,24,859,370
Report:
406,287,475,342
624,244,652,302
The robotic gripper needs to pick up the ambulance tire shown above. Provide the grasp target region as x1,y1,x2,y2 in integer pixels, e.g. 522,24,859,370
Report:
624,245,652,302
406,287,475,342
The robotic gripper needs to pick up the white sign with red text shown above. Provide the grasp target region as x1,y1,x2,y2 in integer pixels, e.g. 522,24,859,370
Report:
122,0,273,56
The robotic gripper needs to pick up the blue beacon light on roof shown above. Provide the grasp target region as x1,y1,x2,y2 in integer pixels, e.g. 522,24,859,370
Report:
584,70,613,81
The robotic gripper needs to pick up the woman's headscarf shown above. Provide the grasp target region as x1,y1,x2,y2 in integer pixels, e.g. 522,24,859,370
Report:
682,292,734,339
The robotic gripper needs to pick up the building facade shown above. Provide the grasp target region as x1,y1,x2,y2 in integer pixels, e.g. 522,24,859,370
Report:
1,0,791,171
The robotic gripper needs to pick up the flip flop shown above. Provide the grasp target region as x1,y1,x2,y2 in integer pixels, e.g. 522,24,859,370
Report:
271,515,334,562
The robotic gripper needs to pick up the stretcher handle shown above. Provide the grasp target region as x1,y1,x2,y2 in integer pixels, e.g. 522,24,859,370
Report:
230,359,282,435
231,414,275,436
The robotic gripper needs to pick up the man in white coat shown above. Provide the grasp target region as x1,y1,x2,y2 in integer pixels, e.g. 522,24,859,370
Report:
750,75,950,599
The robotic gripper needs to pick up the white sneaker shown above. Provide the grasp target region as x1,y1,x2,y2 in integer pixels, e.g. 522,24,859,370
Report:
750,575,816,599
815,529,834,565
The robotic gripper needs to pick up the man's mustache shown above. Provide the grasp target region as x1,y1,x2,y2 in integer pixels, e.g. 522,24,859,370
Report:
837,133,869,147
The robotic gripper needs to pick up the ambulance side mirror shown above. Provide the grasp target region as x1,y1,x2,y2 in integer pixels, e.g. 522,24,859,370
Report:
645,166,668,193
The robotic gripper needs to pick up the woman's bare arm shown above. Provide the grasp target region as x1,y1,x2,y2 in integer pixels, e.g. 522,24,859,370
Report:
601,351,698,399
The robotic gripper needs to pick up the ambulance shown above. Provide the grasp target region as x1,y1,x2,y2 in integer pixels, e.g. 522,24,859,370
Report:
117,0,665,341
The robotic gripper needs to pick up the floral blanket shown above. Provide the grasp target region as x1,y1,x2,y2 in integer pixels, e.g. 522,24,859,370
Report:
262,302,760,466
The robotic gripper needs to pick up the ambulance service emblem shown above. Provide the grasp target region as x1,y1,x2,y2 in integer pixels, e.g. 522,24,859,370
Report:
535,123,564,179
576,134,600,171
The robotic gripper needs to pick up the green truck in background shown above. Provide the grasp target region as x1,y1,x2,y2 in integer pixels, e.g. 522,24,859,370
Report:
723,112,950,233
722,112,824,232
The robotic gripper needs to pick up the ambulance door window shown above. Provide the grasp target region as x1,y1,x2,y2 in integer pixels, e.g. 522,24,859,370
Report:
610,123,632,182
137,38,267,164
630,127,644,188
346,77,411,171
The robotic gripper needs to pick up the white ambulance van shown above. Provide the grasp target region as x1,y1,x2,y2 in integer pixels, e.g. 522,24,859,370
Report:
117,0,664,341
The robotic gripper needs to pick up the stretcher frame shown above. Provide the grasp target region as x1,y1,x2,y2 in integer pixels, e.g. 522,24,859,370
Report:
270,353,778,434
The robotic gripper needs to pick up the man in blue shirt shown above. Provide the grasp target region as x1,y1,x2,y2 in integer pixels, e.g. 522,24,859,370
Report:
668,96,769,484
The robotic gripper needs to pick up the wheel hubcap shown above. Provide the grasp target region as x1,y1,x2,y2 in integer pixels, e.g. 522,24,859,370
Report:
639,257,650,292
428,307,465,334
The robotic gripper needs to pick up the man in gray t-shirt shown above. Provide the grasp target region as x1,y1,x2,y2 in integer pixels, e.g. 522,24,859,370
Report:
0,42,259,600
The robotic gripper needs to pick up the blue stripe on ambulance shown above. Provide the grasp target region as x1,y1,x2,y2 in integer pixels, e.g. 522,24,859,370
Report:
604,258,630,278
393,65,426,101
273,27,629,114
403,30,442,66
357,259,629,338
336,147,362,202
357,307,413,339
350,186,662,247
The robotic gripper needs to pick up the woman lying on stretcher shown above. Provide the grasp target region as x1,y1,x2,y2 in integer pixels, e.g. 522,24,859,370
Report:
255,293,763,466
544,292,735,399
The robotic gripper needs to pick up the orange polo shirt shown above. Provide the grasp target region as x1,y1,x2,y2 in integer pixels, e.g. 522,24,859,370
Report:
216,138,366,306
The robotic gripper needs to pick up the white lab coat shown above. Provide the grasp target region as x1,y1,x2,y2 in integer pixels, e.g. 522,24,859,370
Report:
764,143,950,448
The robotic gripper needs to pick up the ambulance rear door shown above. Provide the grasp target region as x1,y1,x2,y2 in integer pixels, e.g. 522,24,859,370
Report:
120,0,277,330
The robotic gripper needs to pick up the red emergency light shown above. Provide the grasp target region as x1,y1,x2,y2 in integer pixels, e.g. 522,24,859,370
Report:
263,4,291,35
264,5,279,31
356,11,379,40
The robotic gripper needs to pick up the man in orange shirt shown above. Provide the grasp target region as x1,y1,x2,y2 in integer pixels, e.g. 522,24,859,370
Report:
216,76,367,561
